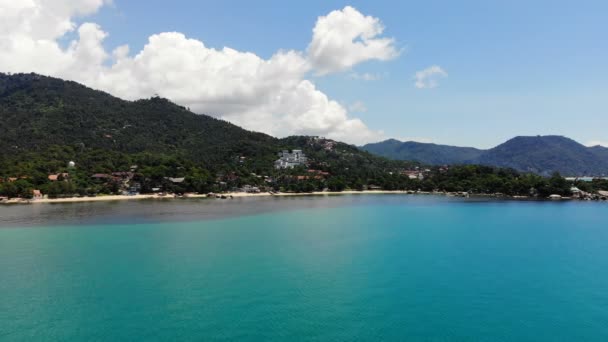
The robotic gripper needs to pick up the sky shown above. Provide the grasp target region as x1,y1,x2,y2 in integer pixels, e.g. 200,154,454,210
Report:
1,0,607,148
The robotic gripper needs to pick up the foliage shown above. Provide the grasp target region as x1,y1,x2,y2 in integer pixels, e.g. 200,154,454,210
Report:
362,136,608,176
362,139,483,165
0,73,597,199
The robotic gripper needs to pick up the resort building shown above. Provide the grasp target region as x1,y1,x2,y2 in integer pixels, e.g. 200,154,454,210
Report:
48,173,69,181
32,189,43,199
275,150,308,169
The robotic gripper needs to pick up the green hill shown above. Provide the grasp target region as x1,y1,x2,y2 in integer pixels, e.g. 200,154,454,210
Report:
362,139,483,165
362,136,608,176
0,73,415,196
0,73,278,167
1,73,602,199
476,136,608,176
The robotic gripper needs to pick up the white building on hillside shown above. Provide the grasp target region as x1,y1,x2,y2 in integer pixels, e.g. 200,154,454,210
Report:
275,150,308,169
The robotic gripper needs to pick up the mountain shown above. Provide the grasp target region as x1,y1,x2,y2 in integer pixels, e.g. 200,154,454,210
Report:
0,73,601,198
477,136,608,176
363,136,608,176
0,73,410,184
362,139,483,165
589,145,608,161
0,73,278,166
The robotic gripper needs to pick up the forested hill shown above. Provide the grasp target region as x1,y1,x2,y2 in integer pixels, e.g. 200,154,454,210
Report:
0,73,410,181
363,136,608,176
362,139,483,165
0,73,278,166
1,73,606,199
476,136,608,176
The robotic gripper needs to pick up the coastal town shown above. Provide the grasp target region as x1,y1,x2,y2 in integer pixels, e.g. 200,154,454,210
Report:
2,147,608,204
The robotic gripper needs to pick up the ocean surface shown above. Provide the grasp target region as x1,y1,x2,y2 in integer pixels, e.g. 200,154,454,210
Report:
1,195,608,341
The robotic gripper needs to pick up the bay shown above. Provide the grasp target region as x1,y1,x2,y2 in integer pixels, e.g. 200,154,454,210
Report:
1,195,607,341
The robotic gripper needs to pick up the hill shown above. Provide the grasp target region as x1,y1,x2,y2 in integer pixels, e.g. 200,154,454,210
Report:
477,136,608,176
0,73,278,167
589,145,608,162
0,73,416,196
362,136,608,176
1,73,603,199
362,139,483,165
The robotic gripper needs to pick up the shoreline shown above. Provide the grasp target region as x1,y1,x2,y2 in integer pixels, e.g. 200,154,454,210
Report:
0,190,598,205
1,190,419,205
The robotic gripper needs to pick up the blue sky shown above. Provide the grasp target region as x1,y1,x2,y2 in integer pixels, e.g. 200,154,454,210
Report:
11,0,607,148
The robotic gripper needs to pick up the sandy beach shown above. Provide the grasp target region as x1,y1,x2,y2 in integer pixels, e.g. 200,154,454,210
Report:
0,190,421,205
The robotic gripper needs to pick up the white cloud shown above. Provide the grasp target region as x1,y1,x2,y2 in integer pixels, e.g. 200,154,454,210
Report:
414,65,447,89
307,6,399,75
348,101,368,113
0,1,389,144
0,0,109,40
586,140,608,147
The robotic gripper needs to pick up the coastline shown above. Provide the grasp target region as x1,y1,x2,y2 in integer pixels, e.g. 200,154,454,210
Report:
0,190,418,205
2,190,597,205
0,190,470,205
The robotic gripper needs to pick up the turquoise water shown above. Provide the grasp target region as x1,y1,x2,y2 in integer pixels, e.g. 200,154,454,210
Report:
1,196,608,340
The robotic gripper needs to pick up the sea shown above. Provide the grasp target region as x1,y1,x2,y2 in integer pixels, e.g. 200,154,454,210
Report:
1,195,607,341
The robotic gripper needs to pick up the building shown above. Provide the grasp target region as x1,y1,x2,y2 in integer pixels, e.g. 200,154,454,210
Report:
401,170,424,180
275,150,308,169
48,173,69,181
32,189,43,199
91,173,113,180
241,185,261,193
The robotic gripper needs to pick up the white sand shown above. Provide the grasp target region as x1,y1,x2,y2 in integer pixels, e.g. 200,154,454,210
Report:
1,190,421,205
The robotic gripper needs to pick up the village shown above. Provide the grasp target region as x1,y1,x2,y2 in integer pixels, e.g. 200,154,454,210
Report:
0,148,436,203
2,147,608,204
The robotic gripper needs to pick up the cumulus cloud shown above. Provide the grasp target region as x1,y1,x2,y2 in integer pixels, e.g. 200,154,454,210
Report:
307,6,399,75
0,1,390,144
414,65,447,89
0,0,110,76
0,0,109,39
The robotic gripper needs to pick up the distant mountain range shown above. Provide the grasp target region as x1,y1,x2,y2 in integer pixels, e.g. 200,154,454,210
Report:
362,136,608,176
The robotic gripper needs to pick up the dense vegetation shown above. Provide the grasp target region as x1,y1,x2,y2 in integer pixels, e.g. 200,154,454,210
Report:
1,73,606,200
0,73,414,198
362,136,608,176
362,139,483,165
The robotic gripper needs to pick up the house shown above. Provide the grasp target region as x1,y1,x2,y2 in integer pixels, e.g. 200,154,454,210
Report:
32,189,43,200
111,172,134,179
275,150,308,169
401,170,424,180
91,173,113,180
241,185,261,193
166,177,185,184
48,173,69,181
307,170,330,177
